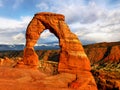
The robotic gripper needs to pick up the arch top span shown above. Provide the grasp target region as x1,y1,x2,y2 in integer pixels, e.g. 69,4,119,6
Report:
35,12,65,20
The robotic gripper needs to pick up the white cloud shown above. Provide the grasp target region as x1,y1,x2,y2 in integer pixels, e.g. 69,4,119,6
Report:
81,33,111,42
59,1,107,24
55,0,120,44
35,0,120,44
65,5,120,44
81,32,120,43
12,33,25,44
12,33,24,41
0,0,3,7
13,0,24,9
0,16,31,30
70,8,120,43
0,16,32,44
0,17,23,30
36,2,49,11
40,30,53,39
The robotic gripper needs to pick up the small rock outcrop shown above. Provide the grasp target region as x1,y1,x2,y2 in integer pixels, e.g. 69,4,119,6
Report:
17,12,97,89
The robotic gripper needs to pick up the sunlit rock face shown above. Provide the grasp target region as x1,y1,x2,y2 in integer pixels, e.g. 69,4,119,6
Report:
24,12,91,72
21,12,97,89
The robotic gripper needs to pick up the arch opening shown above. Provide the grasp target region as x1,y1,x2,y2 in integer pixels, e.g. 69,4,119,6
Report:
36,29,60,62
37,30,59,50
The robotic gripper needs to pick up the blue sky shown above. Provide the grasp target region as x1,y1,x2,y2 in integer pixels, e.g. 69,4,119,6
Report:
0,0,120,45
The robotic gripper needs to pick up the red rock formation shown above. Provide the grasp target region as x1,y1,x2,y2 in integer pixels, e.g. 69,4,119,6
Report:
92,70,120,90
85,47,107,64
42,50,51,61
17,12,97,89
0,57,15,67
23,48,39,66
0,67,77,90
104,45,120,62
84,42,120,63
23,12,91,72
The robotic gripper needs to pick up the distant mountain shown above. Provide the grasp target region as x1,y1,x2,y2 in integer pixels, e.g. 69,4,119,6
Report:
0,44,25,51
34,44,59,50
0,44,60,51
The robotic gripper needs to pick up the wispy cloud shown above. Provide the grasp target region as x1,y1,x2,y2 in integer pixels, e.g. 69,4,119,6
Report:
0,0,3,7
40,30,53,39
36,2,49,11
13,0,24,9
0,16,31,29
12,33,25,44
0,16,32,44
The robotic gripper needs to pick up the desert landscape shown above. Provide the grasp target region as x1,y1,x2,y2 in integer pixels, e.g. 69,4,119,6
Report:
0,1,120,90
0,12,120,90
0,41,120,90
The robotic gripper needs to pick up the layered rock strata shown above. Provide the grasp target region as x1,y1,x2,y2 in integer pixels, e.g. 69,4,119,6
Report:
19,12,97,89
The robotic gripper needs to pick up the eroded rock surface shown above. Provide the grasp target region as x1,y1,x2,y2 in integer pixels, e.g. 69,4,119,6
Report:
84,42,120,64
0,67,76,90
23,12,91,72
16,12,97,90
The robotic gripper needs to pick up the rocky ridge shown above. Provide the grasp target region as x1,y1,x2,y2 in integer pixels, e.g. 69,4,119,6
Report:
84,41,120,64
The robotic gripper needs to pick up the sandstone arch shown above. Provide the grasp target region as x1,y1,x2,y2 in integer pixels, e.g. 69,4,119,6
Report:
22,12,91,73
16,12,98,89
